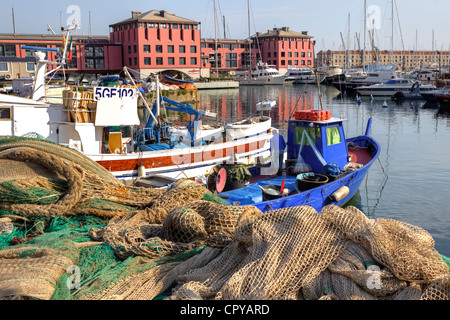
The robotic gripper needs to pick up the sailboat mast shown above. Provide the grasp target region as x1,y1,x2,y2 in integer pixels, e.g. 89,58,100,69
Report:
391,0,394,64
214,0,219,76
248,0,252,75
363,0,366,72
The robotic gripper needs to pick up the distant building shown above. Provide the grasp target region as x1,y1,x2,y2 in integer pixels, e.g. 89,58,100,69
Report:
317,49,450,71
0,33,122,83
254,27,316,74
0,10,316,81
200,38,248,78
109,10,201,80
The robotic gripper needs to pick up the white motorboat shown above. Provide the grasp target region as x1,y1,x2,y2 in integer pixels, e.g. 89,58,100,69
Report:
355,78,436,97
332,65,398,95
238,62,285,86
284,67,316,84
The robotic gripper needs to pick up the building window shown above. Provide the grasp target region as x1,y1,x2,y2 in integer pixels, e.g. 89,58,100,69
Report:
167,45,174,53
86,58,95,68
0,62,8,71
134,57,137,66
143,45,150,53
85,46,104,69
226,53,237,68
168,57,175,65
190,46,197,53
190,57,197,65
149,23,154,28
161,23,167,29
26,62,35,72
179,45,186,53
133,45,137,53
144,57,151,65
0,45,16,57
128,46,132,54
0,107,12,120
179,57,186,65
156,45,163,53
128,58,132,65
184,24,189,30
156,57,163,65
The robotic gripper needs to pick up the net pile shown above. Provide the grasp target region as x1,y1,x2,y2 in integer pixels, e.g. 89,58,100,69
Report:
0,136,449,300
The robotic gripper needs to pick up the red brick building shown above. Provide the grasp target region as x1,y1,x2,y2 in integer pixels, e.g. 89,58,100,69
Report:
200,38,248,77
0,10,315,82
0,33,122,81
109,10,202,80
254,27,315,74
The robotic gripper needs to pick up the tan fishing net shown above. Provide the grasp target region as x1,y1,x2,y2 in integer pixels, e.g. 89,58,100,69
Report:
0,137,449,300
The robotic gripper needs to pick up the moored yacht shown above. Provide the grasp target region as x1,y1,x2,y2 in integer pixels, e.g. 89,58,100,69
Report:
237,62,285,86
355,78,436,97
284,67,316,84
332,65,398,95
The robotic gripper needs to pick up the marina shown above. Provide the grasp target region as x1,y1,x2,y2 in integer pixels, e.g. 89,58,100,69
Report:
0,0,449,302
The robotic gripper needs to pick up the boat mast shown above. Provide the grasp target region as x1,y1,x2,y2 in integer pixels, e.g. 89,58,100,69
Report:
213,0,219,77
248,0,252,76
363,0,366,72
390,0,394,64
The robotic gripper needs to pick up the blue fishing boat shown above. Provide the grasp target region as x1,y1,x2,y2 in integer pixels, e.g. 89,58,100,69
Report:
218,114,381,213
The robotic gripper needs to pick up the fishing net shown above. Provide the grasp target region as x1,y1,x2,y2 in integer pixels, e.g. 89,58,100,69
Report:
168,205,450,300
0,136,449,300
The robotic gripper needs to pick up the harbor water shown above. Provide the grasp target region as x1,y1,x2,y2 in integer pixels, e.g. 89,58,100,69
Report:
194,83,450,257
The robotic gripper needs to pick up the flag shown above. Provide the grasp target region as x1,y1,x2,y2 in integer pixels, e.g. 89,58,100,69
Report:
62,35,66,53
68,37,73,63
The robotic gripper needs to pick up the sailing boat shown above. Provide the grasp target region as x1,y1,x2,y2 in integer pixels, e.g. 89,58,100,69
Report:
237,0,285,86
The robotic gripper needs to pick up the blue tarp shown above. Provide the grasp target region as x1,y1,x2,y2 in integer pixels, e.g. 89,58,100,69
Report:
220,175,297,206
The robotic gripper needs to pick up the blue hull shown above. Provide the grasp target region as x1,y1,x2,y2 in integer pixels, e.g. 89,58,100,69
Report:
220,135,380,213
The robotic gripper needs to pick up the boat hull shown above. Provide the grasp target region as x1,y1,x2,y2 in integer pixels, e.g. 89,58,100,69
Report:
238,76,285,86
91,132,273,181
220,135,380,213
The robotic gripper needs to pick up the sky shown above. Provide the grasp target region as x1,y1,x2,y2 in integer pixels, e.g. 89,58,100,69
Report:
1,0,449,52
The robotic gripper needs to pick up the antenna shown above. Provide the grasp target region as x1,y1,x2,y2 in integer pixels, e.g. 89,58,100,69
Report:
12,7,16,33
47,24,56,35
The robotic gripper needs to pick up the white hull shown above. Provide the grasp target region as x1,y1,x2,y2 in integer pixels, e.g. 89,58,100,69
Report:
238,76,285,86
356,86,436,96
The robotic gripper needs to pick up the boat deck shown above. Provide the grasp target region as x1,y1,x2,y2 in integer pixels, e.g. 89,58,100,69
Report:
221,175,297,206
348,147,373,165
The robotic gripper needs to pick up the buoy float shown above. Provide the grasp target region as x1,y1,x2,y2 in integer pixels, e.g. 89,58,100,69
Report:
138,163,146,177
329,186,350,202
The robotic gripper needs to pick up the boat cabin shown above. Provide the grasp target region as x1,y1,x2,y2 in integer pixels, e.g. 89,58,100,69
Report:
287,116,349,173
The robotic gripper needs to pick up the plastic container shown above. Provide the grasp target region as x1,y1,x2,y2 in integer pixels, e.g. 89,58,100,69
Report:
296,174,329,192
261,185,290,201
294,110,332,121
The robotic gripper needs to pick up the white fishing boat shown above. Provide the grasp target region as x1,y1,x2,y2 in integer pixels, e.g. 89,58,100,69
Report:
0,36,274,184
